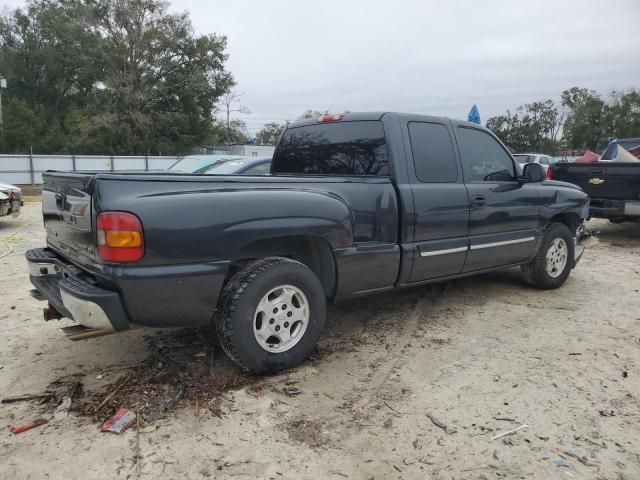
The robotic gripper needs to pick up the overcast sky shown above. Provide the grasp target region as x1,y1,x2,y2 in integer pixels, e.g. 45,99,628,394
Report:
5,0,640,133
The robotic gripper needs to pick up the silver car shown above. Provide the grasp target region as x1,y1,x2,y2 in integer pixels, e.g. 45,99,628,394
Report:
513,153,556,174
0,182,22,219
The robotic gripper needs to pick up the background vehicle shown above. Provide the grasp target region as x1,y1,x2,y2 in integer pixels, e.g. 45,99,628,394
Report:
28,112,588,374
167,154,246,173
513,153,556,174
549,159,640,222
0,182,22,219
200,157,272,175
601,137,640,161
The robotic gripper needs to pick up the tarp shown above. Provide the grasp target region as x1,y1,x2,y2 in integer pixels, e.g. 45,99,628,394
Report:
575,150,600,163
611,145,640,162
468,105,481,124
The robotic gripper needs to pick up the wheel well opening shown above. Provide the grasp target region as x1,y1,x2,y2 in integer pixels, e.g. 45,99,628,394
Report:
549,213,578,234
228,236,337,298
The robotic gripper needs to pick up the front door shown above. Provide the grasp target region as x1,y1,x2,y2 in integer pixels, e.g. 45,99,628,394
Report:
404,120,470,283
454,126,540,272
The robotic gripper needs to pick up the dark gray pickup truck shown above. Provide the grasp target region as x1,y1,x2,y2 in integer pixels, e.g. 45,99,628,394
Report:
27,112,589,373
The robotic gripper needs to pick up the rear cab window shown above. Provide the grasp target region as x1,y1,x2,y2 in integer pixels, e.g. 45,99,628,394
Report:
272,121,389,176
457,127,516,182
408,122,458,182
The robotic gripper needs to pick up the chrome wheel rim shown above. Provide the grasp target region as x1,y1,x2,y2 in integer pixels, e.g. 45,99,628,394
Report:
253,285,309,353
546,238,568,278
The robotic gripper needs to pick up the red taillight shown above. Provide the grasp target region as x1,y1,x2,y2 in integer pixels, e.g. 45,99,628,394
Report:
545,167,553,180
317,113,344,123
97,211,144,263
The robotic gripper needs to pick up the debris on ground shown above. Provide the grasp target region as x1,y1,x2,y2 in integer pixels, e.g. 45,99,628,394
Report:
494,416,517,422
7,418,48,434
100,408,137,434
491,424,528,441
426,413,457,434
553,458,568,468
561,450,600,467
53,396,72,422
282,386,302,396
75,329,255,426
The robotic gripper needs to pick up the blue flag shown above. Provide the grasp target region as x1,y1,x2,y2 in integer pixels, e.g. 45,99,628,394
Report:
468,104,481,124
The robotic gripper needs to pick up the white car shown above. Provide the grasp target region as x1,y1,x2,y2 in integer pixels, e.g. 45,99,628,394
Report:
0,182,22,219
513,153,556,174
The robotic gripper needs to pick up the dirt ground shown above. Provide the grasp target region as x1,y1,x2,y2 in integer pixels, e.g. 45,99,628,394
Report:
1,203,639,480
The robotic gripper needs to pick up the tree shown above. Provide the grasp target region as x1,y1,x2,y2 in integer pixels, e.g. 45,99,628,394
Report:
604,89,640,141
486,99,564,154
561,87,606,151
297,110,325,121
0,0,234,154
215,89,250,146
255,122,285,145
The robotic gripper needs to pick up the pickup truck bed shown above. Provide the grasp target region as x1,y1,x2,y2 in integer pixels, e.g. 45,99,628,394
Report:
28,112,589,373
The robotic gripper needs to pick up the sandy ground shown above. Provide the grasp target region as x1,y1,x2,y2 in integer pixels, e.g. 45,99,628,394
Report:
1,203,639,480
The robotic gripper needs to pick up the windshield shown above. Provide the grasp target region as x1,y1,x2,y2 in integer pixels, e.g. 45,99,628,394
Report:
168,156,228,173
513,155,534,164
202,159,252,174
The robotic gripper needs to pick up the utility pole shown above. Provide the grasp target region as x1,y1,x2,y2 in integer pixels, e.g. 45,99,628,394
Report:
0,78,6,134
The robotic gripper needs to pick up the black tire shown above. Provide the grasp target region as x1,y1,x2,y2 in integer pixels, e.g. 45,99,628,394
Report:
215,257,326,374
521,223,574,290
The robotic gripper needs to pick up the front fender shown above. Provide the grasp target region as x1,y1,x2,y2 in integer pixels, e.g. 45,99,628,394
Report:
540,184,589,226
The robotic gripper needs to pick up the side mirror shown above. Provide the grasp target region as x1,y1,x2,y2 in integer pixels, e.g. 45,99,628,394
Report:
521,163,544,183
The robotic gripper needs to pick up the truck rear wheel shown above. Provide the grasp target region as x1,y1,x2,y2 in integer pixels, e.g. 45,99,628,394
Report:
521,223,574,290
215,257,326,374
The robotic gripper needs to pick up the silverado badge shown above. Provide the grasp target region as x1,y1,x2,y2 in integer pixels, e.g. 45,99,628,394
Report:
588,178,605,185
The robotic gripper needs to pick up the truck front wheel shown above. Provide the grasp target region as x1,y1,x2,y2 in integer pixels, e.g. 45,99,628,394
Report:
215,257,326,374
521,223,575,289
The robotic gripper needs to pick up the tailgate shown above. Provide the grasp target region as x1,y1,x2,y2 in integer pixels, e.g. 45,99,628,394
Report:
552,163,640,200
42,172,97,266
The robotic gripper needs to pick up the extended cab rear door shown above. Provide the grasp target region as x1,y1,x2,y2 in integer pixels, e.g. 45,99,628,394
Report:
399,116,470,283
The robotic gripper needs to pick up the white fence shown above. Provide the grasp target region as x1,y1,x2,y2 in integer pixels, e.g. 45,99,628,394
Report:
0,154,181,185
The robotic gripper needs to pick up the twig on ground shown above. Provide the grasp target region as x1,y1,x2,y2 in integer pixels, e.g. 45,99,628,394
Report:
426,413,457,434
94,375,132,412
383,401,403,415
491,424,528,441
2,393,54,404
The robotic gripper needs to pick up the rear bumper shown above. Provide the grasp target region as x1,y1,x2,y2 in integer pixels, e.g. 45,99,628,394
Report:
26,248,130,331
0,198,21,218
589,198,640,218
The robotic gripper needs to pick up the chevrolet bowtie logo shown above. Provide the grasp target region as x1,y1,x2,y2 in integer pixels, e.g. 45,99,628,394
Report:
588,178,605,185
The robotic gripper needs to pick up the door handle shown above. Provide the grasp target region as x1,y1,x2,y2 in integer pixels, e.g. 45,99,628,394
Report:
471,195,486,208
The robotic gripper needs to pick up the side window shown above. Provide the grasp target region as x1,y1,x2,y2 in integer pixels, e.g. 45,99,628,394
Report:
457,127,516,182
539,157,549,165
242,162,271,175
408,122,458,182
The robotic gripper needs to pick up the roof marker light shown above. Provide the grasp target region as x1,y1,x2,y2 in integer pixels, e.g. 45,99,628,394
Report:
317,113,344,123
